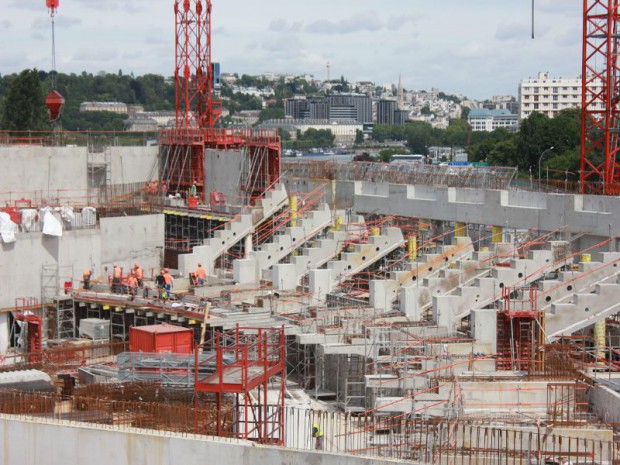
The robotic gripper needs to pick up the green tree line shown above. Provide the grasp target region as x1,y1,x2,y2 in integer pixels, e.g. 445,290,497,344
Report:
371,108,581,179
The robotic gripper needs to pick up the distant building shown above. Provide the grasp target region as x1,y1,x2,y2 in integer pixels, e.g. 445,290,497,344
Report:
376,99,397,125
394,110,410,125
284,94,372,124
80,102,128,114
134,111,175,127
258,119,362,145
518,71,602,120
468,108,519,132
125,117,158,132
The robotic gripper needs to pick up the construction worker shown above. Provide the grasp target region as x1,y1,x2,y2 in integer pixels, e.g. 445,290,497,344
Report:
112,264,122,294
190,180,197,198
312,422,324,450
82,268,92,290
127,271,138,299
134,263,144,288
161,180,168,196
163,268,173,294
195,262,206,286
155,269,167,300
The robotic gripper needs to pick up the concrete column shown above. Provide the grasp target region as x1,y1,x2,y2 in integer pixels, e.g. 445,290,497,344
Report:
244,234,253,259
492,226,503,243
233,258,257,284
471,309,497,354
0,313,9,354
289,195,298,227
408,236,417,262
272,264,297,291
309,269,332,302
594,319,606,364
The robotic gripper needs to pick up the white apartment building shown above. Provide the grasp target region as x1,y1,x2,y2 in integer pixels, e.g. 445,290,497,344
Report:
468,109,519,132
79,102,128,114
519,72,603,120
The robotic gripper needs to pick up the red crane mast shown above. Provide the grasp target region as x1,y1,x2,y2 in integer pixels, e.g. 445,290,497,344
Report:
174,0,221,129
581,0,620,194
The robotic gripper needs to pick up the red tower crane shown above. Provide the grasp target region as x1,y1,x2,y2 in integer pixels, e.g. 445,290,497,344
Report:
581,0,620,194
160,0,280,203
174,0,221,129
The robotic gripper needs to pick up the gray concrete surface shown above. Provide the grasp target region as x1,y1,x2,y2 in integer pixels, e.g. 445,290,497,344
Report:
0,146,88,196
0,415,402,465
109,146,158,185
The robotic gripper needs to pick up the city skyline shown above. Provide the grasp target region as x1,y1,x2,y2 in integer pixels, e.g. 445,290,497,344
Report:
1,0,581,100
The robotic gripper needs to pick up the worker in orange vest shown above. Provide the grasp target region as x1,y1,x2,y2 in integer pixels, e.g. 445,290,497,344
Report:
134,263,144,288
127,271,138,298
163,268,173,294
112,264,122,294
195,262,206,286
83,268,92,290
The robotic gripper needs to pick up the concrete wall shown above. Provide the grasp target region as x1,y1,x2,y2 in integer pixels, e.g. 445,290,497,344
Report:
0,146,87,195
589,384,620,423
0,416,399,465
110,146,159,185
205,148,246,205
0,228,101,309
100,214,164,276
0,214,164,351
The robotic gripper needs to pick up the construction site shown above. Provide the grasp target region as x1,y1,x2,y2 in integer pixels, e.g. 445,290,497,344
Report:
2,1,620,465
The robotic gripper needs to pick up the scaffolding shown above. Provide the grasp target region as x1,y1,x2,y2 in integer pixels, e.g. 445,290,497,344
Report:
54,295,75,339
496,286,544,372
195,325,286,445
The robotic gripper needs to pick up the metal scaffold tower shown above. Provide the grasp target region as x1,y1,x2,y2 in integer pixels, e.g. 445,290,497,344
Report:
496,287,544,372
195,326,285,444
581,0,620,194
41,264,75,339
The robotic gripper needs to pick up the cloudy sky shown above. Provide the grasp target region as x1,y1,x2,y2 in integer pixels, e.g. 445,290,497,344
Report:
1,0,581,99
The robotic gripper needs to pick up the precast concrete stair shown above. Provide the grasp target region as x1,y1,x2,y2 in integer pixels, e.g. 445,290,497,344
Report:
536,252,620,310
546,278,620,339
403,250,495,318
328,227,405,289
393,237,475,285
253,203,332,274
369,237,477,313
441,242,571,331
291,230,349,283
177,184,288,275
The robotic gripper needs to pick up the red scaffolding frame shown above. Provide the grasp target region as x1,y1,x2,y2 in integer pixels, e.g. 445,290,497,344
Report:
581,0,620,194
496,287,543,371
161,1,281,201
195,325,285,445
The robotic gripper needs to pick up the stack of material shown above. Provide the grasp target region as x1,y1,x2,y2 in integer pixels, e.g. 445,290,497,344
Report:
0,369,56,392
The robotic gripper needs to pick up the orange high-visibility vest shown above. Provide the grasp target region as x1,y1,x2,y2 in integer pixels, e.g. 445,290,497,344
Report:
196,266,206,280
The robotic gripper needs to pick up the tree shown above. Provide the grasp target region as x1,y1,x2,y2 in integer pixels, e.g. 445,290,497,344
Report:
1,69,47,130
278,128,291,141
355,129,364,144
405,121,433,154
257,107,284,123
377,147,408,163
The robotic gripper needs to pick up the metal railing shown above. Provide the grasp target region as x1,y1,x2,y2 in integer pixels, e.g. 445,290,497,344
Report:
283,160,518,190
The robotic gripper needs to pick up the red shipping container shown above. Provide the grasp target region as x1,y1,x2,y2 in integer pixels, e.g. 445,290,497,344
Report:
130,324,194,354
